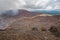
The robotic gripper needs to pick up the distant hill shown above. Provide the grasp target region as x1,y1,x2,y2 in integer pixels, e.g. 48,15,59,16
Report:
31,10,60,15
1,9,42,17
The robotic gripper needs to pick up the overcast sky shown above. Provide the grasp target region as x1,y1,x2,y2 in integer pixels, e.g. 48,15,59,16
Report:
0,0,60,13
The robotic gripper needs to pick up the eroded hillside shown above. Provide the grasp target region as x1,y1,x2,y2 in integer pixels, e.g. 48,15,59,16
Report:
0,10,60,40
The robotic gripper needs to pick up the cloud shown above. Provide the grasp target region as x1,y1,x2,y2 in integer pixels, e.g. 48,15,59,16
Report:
19,0,50,9
0,0,60,13
54,2,60,9
18,0,60,10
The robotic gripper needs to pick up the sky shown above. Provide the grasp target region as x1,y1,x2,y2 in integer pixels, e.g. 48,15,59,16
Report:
0,0,60,13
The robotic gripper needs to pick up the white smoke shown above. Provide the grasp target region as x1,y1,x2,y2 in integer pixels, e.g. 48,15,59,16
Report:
0,0,19,15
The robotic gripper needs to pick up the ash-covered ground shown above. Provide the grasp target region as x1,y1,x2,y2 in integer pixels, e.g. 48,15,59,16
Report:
0,10,60,40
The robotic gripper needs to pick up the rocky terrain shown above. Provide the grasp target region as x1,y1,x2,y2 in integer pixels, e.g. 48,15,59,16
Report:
0,10,60,40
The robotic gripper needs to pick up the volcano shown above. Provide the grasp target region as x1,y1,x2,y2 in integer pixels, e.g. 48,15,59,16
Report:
0,9,60,40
